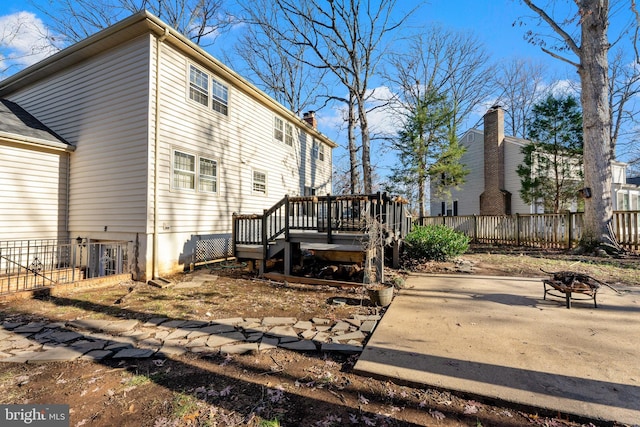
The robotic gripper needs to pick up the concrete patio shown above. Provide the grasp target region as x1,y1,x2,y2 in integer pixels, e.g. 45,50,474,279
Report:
354,273,640,425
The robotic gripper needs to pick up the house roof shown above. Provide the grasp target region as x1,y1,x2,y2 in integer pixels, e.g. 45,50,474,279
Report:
0,11,337,149
628,176,640,186
0,99,74,151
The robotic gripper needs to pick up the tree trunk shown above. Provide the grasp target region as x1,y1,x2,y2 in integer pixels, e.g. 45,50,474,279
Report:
578,0,618,249
358,100,373,194
348,93,359,193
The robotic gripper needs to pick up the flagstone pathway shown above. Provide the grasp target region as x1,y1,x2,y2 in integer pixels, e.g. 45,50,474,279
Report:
0,314,381,364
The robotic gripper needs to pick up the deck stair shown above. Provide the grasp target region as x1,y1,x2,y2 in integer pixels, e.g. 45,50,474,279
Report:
232,193,412,275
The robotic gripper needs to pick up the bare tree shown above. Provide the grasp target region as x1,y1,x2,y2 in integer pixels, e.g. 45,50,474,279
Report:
231,0,329,116
266,0,414,194
385,27,495,136
521,0,619,251
31,0,232,45
494,58,549,138
0,12,60,77
608,46,640,160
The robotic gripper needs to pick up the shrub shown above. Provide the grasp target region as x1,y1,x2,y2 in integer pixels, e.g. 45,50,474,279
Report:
404,224,470,261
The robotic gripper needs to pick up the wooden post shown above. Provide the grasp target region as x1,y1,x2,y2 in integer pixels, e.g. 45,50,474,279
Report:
231,213,237,257
284,241,292,275
261,209,268,265
567,212,574,249
284,195,290,241
392,240,400,269
515,213,520,246
326,193,333,243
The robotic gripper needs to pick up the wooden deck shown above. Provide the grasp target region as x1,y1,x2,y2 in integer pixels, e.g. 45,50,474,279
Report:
232,193,412,275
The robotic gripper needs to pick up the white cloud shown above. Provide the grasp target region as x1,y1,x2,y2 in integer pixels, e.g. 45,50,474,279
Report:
0,12,61,77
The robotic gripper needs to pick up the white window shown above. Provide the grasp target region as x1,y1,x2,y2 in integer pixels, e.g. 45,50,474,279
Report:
211,78,228,115
318,142,325,161
199,157,218,193
274,117,284,143
312,139,319,159
173,151,196,190
188,64,229,116
173,150,217,194
189,65,209,107
285,123,294,146
253,170,267,195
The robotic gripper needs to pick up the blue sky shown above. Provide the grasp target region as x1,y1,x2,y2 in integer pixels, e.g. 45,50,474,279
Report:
0,1,625,179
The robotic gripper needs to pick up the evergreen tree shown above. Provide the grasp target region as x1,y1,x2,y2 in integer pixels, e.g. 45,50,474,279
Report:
517,94,583,213
389,89,467,218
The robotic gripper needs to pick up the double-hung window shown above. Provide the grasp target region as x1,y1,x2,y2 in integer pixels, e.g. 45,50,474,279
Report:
189,64,229,116
253,170,267,195
173,149,217,194
199,157,217,193
284,123,293,146
211,79,228,115
274,117,284,143
312,139,319,159
318,143,325,161
189,66,209,107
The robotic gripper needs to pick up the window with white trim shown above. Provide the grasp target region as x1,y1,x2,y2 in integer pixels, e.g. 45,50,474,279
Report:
172,150,217,194
285,123,293,146
188,64,229,116
312,139,319,159
253,170,267,194
318,142,325,161
211,79,228,115
199,157,217,193
189,66,209,107
274,117,284,143
173,151,196,190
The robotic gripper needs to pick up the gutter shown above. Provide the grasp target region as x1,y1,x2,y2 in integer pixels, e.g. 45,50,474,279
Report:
152,27,170,280
0,132,76,152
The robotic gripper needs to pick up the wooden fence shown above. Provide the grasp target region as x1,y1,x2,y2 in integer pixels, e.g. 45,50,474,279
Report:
417,211,640,253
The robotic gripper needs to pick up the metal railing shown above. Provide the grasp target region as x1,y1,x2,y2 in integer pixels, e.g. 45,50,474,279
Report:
0,238,130,294
417,211,640,252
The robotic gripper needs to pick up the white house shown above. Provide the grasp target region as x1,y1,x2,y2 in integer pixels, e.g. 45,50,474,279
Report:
430,105,640,216
0,11,336,281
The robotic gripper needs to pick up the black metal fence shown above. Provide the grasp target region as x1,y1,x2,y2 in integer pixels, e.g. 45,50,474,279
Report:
0,238,129,294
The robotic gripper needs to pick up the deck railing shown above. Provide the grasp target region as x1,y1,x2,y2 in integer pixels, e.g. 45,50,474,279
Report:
232,193,412,255
0,238,129,294
417,211,640,252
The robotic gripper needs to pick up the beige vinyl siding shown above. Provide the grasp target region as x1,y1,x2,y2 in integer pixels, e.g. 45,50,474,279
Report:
152,44,331,237
0,143,69,240
504,139,529,214
431,130,483,216
7,35,153,235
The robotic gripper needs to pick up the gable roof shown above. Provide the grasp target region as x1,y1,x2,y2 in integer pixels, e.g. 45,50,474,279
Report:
0,11,337,149
0,99,73,151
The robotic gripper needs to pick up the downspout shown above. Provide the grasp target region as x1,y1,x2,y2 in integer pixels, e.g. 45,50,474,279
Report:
152,27,170,279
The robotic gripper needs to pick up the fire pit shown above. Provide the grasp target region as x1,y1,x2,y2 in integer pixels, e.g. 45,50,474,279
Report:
542,270,601,309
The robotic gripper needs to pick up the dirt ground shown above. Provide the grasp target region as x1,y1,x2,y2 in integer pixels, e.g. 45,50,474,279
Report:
0,246,637,427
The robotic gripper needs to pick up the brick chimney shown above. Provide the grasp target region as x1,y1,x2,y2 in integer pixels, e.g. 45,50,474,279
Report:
479,105,511,215
303,111,317,129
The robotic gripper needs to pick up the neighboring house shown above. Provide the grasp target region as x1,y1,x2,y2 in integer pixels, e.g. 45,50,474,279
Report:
430,105,640,216
0,11,336,281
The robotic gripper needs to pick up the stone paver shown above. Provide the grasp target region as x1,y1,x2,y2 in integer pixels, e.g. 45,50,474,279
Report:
262,317,297,326
113,348,155,359
279,340,317,351
206,332,246,348
0,310,380,364
220,342,259,355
